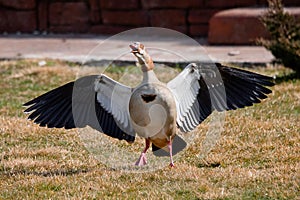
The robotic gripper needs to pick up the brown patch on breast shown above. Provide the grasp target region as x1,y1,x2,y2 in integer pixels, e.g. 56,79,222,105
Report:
149,123,177,149
141,94,157,103
150,137,169,149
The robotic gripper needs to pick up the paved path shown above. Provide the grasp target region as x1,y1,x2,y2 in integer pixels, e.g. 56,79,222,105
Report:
0,34,274,65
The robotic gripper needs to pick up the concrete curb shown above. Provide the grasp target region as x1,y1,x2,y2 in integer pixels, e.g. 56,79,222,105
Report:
0,34,275,66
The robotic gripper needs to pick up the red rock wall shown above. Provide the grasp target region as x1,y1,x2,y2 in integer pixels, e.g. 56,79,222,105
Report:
0,0,299,36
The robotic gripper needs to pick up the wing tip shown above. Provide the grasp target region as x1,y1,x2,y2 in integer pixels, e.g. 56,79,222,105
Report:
23,101,34,107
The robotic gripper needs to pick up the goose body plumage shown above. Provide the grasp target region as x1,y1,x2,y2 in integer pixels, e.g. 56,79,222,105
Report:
24,42,274,167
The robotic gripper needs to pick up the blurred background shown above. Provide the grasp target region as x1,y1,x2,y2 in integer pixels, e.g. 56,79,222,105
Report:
0,0,299,45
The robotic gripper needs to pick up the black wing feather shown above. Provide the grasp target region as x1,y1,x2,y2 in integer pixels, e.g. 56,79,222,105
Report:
179,63,274,132
211,63,274,111
23,75,135,142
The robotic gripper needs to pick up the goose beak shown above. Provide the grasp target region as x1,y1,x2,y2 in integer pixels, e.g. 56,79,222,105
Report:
130,42,145,55
130,42,148,66
129,42,139,54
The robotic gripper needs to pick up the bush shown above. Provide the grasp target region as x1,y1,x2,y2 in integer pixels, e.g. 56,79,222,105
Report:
257,0,300,74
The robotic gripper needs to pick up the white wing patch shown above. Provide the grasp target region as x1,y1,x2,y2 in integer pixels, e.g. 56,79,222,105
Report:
94,74,134,134
167,64,201,128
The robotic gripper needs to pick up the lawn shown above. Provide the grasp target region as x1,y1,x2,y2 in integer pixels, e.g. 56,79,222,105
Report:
0,59,299,199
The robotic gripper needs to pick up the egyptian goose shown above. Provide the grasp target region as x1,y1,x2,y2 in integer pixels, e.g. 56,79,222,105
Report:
24,42,274,167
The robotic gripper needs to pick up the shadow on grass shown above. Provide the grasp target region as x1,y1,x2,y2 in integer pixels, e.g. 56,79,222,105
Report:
0,168,90,177
197,162,221,168
275,71,300,84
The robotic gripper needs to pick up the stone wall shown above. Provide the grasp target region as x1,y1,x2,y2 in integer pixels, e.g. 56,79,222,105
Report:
0,0,299,36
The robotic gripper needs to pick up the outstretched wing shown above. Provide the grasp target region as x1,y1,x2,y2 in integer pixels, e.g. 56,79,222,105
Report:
24,75,135,142
167,63,201,129
167,63,274,132
94,74,135,135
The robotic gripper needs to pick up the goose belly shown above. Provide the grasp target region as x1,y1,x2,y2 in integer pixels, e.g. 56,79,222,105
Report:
129,83,177,141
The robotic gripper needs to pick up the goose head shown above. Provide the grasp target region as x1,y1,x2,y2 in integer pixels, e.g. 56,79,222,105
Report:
130,42,154,72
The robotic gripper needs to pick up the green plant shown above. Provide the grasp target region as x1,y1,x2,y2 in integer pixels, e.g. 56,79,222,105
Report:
257,0,300,74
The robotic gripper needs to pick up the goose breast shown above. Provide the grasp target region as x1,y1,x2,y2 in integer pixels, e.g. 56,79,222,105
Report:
129,83,177,140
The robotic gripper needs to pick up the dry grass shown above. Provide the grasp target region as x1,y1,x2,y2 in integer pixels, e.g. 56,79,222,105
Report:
0,60,299,199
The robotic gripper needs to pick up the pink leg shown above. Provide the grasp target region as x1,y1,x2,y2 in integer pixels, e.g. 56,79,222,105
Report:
168,141,175,167
135,139,150,166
